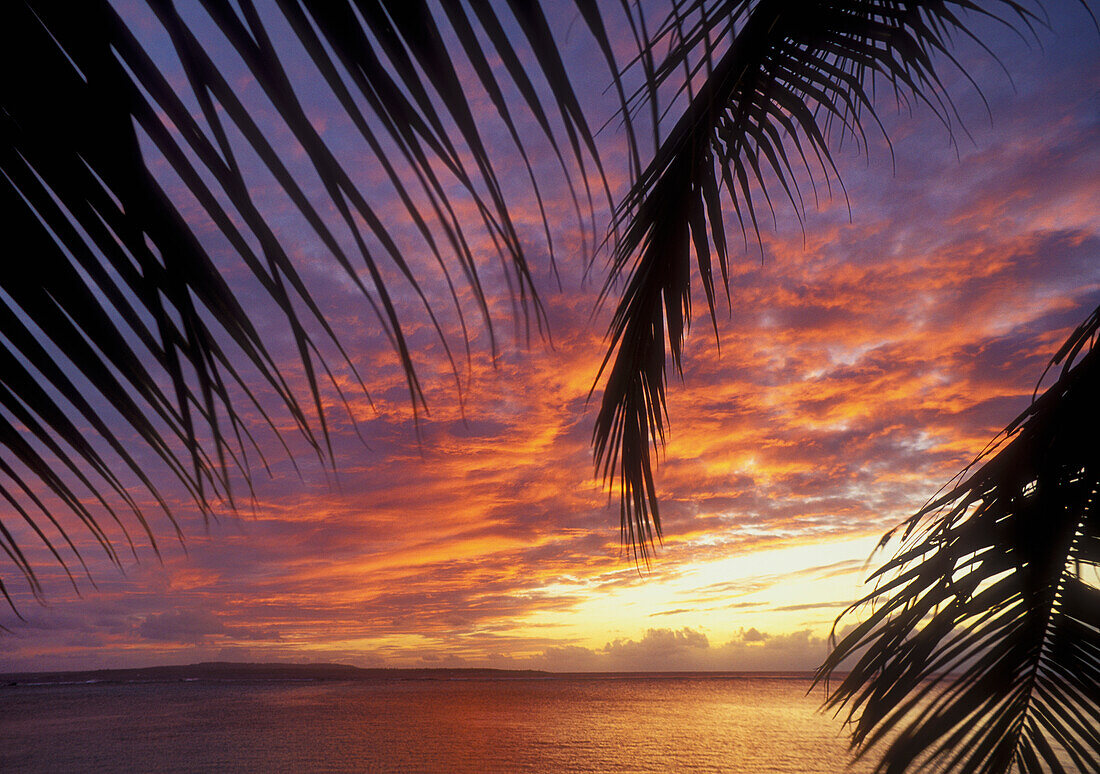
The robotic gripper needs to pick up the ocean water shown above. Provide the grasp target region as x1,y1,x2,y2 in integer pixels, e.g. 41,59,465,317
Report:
2,674,887,772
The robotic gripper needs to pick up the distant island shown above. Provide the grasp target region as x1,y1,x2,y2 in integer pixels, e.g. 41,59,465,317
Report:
1,663,816,687
1,661,550,686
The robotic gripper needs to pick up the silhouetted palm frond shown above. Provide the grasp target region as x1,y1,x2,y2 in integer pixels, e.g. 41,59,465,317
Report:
0,0,634,606
592,0,1038,558
817,305,1100,774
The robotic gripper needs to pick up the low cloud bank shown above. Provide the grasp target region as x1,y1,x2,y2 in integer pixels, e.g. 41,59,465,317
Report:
534,626,829,672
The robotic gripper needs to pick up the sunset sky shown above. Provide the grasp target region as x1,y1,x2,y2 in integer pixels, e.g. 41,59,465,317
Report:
2,0,1098,674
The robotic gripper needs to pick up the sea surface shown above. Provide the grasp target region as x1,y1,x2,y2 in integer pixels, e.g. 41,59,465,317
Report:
0,673,909,772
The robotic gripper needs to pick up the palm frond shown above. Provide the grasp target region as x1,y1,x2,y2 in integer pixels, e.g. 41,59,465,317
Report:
593,0,1037,558
0,0,636,605
817,304,1100,774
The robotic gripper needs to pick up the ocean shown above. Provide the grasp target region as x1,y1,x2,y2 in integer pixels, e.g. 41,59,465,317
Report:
1,674,895,772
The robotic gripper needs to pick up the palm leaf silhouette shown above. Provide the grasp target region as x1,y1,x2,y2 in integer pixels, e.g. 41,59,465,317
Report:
817,305,1100,773
0,0,633,605
592,0,1046,557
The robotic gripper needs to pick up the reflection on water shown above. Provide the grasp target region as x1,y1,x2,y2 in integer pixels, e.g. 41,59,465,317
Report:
3,675,880,773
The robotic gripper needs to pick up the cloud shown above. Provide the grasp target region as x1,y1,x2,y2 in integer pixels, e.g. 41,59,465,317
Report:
649,608,694,617
1,5,1098,675
604,627,711,662
771,601,852,613
530,627,830,672
137,610,229,643
740,627,767,643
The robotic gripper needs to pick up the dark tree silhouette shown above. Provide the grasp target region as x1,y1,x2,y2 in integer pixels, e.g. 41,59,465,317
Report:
817,307,1100,773
0,1,1095,772
0,0,624,604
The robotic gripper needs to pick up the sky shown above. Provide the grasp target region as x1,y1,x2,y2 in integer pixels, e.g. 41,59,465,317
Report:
2,0,1098,674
